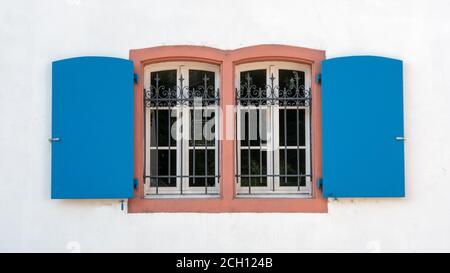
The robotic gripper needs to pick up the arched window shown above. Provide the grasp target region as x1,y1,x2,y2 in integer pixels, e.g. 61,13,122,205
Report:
143,61,220,197
128,45,328,212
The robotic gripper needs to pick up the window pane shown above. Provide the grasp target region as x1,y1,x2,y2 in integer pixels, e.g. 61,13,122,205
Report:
239,69,266,101
279,109,305,147
150,149,176,187
150,70,177,106
190,109,215,146
279,149,306,187
240,109,267,147
151,69,177,88
279,69,305,93
240,150,267,187
189,149,215,187
189,70,216,105
150,110,176,147
189,70,215,90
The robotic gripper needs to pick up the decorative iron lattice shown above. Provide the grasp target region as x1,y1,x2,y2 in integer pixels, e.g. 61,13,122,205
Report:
144,73,220,196
235,71,312,195
236,72,310,107
144,74,220,107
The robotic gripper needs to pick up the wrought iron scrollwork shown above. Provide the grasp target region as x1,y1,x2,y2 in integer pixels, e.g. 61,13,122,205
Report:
144,73,220,107
236,71,311,107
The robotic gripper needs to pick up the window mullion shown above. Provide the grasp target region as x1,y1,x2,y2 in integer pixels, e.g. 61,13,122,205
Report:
215,104,220,187
272,65,280,192
179,65,190,194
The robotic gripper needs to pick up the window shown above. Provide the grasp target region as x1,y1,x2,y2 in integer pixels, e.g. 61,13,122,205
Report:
128,45,327,212
51,46,403,211
235,62,312,196
144,62,220,197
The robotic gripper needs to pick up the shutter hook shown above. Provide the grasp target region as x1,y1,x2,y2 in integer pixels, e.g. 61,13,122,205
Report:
48,137,61,142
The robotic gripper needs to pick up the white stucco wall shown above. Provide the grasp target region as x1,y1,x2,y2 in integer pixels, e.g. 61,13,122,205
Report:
1,0,449,252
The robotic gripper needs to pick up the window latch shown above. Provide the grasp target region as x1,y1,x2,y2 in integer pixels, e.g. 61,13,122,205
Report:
48,137,61,142
395,136,406,141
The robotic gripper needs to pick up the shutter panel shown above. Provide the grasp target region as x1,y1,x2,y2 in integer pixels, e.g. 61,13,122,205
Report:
51,57,134,198
321,56,405,198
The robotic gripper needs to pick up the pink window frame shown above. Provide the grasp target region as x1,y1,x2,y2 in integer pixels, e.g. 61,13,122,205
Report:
128,44,327,213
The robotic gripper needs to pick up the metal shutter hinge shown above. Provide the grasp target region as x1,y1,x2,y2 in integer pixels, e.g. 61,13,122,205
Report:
315,73,322,84
317,178,323,189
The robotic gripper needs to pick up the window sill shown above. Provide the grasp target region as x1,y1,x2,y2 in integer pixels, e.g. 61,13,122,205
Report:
144,194,220,199
235,193,312,199
128,196,327,213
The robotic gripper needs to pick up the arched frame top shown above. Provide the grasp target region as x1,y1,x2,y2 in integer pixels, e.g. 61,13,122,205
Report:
128,45,327,213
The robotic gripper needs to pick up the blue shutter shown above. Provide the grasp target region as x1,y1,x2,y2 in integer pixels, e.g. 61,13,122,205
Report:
321,56,405,198
51,57,134,198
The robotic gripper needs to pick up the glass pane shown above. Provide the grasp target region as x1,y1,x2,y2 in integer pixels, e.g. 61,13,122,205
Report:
240,150,267,187
189,149,215,187
150,149,177,187
150,110,176,147
279,109,305,147
190,109,215,146
279,69,305,93
189,70,216,105
239,109,267,147
279,149,306,187
239,69,267,102
151,69,177,89
150,70,177,106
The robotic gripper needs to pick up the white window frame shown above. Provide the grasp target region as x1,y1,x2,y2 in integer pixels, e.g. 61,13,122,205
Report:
236,61,312,195
144,61,220,197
